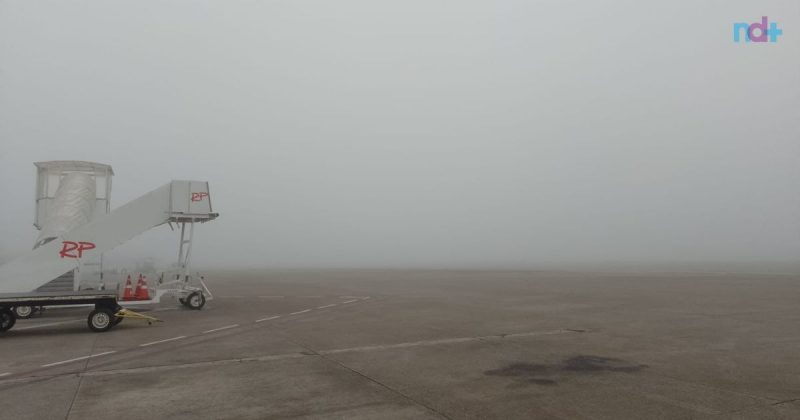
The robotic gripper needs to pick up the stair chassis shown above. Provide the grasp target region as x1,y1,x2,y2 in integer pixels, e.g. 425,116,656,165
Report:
0,291,125,333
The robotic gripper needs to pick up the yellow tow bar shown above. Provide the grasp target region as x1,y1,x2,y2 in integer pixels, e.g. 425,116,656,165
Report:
114,308,162,325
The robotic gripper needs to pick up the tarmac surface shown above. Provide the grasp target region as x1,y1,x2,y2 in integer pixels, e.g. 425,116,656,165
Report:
1,270,800,419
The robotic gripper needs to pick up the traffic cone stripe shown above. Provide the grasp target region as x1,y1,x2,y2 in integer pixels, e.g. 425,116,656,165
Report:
134,274,151,301
122,275,135,301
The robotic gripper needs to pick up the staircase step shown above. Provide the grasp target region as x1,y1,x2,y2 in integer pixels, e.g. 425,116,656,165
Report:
36,271,75,292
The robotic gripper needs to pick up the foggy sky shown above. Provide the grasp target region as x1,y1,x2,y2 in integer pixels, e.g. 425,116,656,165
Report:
1,1,799,270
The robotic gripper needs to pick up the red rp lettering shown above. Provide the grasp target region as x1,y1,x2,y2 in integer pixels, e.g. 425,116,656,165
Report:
191,192,209,202
59,241,96,259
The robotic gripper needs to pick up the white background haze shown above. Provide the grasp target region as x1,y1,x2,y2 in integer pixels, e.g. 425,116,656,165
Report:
1,1,799,270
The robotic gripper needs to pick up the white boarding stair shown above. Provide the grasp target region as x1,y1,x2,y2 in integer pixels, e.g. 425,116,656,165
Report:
0,181,217,294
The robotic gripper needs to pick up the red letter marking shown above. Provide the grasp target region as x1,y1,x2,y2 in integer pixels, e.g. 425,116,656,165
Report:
191,192,209,202
59,241,78,258
59,241,96,259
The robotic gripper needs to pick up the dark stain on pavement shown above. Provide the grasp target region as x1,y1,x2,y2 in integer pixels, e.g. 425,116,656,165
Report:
562,355,647,373
484,355,647,386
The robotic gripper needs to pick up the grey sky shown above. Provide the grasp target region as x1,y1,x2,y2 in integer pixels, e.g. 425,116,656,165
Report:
1,1,799,269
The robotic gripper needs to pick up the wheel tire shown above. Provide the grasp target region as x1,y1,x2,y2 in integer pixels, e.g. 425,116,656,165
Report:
178,298,186,305
88,308,116,332
13,306,33,319
186,292,206,310
0,308,16,332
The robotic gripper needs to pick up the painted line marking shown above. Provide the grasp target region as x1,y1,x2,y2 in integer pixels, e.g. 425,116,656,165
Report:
0,373,10,377
23,295,369,374
14,319,82,330
140,336,187,347
82,353,308,377
258,296,285,298
320,329,577,355
68,329,583,378
202,324,239,334
41,351,117,368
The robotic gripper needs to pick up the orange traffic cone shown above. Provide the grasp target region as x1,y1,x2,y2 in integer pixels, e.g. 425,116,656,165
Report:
122,275,135,301
134,274,151,300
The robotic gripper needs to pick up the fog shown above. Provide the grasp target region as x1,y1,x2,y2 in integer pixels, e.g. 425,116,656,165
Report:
1,1,799,270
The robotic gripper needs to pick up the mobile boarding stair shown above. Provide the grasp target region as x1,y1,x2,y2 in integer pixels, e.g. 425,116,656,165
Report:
0,181,218,333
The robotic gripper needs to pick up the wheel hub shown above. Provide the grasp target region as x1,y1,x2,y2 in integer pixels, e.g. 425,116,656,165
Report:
92,312,110,328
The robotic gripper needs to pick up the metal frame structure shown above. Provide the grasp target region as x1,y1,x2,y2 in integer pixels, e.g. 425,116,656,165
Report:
0,177,218,334
34,161,113,230
0,290,159,333
121,217,214,308
178,220,195,279
33,161,114,291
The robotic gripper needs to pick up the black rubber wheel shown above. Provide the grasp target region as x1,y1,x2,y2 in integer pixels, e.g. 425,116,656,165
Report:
112,316,123,326
87,308,116,332
0,308,16,332
13,306,34,319
186,292,206,310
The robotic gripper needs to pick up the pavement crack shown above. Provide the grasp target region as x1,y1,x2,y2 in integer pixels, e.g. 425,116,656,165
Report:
271,327,453,420
63,330,100,420
321,355,453,419
771,398,800,406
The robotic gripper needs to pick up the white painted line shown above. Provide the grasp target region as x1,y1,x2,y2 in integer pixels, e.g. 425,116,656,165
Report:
289,309,311,315
140,336,187,347
258,296,285,298
361,296,371,300
202,324,239,334
14,319,82,331
219,296,247,298
319,329,575,355
41,351,116,368
317,304,336,309
255,315,281,323
0,373,10,377
82,353,308,377
342,299,358,304
72,330,580,379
